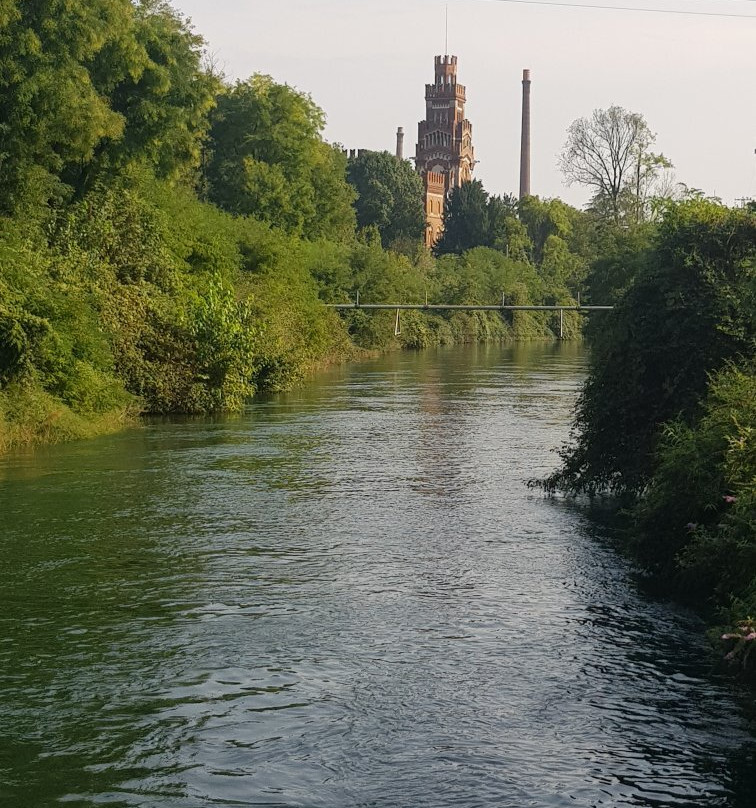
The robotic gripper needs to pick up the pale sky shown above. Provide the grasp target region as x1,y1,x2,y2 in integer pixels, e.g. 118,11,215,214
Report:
171,0,756,208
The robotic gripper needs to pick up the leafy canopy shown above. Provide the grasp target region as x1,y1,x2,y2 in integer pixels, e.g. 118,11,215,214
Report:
205,75,355,240
0,0,216,210
434,180,528,258
346,150,425,247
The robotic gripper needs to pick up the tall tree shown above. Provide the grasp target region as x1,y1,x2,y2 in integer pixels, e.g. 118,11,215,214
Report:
559,106,671,225
84,0,218,186
518,196,573,262
435,180,489,255
0,0,217,207
205,75,355,240
0,0,132,209
346,151,425,247
435,180,528,257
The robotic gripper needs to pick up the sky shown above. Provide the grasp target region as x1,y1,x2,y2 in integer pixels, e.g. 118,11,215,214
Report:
170,0,756,209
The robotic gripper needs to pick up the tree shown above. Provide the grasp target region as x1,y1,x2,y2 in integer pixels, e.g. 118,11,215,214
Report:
517,195,594,293
0,0,218,208
434,180,490,255
345,151,425,247
518,196,572,262
487,193,530,260
559,106,671,225
84,0,218,187
435,181,528,257
205,75,355,240
544,200,756,497
0,0,133,210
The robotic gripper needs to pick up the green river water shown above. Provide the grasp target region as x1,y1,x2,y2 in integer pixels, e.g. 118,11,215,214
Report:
2,342,755,807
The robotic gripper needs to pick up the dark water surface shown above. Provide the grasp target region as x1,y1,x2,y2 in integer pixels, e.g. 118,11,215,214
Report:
2,343,755,808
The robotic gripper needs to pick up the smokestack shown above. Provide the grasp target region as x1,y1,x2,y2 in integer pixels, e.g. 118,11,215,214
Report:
396,127,405,160
519,69,531,200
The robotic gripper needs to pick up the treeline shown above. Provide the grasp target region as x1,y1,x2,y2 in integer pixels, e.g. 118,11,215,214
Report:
542,199,756,676
0,0,588,452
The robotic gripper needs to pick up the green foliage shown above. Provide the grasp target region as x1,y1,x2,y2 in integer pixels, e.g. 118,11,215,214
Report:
235,225,354,390
518,196,571,261
538,198,756,679
545,200,756,497
433,185,590,306
582,224,655,305
0,0,216,211
487,195,530,260
205,75,355,240
0,0,127,209
434,180,493,255
0,167,349,447
627,363,756,680
517,195,599,296
632,363,756,580
346,151,425,247
82,0,218,187
0,1,586,454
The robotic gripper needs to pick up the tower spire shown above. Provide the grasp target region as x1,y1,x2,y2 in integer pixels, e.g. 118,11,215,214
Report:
445,4,449,55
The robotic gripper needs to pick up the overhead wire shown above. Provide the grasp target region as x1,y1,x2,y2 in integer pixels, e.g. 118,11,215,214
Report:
476,0,756,19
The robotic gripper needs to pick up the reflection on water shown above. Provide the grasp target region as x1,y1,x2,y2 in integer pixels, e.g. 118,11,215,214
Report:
1,342,755,808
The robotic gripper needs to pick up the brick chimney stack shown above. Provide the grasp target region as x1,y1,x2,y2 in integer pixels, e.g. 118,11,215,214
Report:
396,127,405,160
519,69,531,200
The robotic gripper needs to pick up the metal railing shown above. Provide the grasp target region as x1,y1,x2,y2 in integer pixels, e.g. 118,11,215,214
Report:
325,294,613,338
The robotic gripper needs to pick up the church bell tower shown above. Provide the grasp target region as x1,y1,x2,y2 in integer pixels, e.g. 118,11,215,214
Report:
415,55,475,247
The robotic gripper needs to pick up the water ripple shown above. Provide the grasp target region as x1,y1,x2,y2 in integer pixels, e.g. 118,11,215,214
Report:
2,343,755,807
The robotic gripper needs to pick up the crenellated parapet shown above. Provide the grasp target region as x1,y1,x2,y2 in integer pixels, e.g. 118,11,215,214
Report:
425,83,466,101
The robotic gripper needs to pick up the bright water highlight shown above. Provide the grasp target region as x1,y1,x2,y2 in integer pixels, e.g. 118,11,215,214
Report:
2,343,755,807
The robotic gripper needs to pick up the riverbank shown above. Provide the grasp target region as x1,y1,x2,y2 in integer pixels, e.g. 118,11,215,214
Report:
0,324,575,454
1,155,586,455
1,6,590,458
540,200,756,688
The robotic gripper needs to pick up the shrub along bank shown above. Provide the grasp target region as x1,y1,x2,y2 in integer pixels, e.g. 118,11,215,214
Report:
0,2,585,453
542,199,756,679
0,176,579,452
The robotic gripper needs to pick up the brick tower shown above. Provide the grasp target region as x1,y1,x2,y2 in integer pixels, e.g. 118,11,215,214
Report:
415,55,475,247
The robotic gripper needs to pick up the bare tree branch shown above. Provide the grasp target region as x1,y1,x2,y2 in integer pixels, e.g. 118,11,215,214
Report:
559,106,668,225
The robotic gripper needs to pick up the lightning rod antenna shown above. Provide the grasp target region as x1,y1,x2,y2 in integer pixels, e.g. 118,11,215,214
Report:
445,3,449,55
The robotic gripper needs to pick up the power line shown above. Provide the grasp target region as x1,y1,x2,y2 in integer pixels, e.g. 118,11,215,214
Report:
478,0,756,19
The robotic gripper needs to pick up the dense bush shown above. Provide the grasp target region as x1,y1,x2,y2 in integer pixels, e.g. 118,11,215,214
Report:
635,363,756,678
633,362,756,583
0,1,584,452
544,200,756,497
541,198,756,679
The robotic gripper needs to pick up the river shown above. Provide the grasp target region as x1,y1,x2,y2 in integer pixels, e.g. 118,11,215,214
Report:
1,342,755,808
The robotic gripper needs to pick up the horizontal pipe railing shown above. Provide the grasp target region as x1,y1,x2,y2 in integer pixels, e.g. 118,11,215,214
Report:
326,303,613,312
